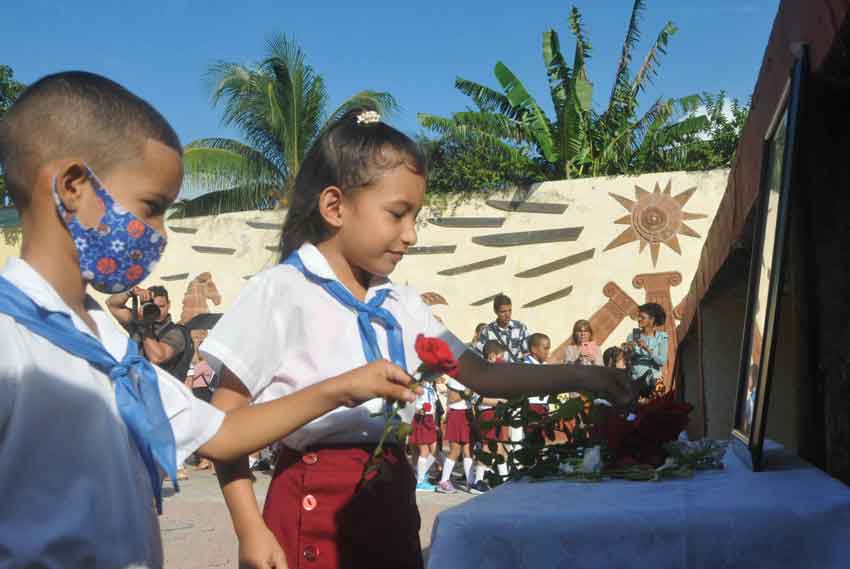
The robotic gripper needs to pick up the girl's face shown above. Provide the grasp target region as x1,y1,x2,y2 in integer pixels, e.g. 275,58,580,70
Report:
576,327,592,344
638,311,655,330
615,355,627,369
338,163,425,278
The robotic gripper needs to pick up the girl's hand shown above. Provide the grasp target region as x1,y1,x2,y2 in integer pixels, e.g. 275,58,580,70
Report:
334,360,421,408
238,523,287,568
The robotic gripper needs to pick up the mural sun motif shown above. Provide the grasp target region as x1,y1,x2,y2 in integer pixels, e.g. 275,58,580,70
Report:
604,180,707,267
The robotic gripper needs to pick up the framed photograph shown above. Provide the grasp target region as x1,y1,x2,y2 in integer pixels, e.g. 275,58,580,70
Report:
732,46,808,471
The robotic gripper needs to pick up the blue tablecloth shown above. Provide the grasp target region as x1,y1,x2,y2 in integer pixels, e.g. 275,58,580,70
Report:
427,443,850,569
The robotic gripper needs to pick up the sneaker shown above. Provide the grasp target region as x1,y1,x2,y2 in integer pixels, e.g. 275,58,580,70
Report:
416,480,437,492
468,480,491,495
436,480,457,494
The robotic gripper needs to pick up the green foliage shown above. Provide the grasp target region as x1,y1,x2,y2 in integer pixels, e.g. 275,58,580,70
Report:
681,91,749,170
0,65,26,206
419,135,545,196
418,2,712,183
175,34,398,218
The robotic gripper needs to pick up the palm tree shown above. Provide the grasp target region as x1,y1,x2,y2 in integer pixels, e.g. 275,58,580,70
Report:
174,34,398,217
418,1,707,181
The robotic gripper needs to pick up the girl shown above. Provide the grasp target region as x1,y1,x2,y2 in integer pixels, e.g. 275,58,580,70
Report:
409,379,439,491
563,319,603,366
202,109,634,569
627,302,669,392
437,377,475,494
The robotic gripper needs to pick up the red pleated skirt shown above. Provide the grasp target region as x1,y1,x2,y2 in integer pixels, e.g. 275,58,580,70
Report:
445,408,472,443
408,414,437,445
262,445,423,569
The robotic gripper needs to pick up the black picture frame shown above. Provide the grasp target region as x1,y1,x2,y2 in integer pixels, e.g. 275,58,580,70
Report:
731,46,808,471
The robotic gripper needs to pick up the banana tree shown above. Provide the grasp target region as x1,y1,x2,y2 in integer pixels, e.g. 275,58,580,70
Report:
418,1,708,182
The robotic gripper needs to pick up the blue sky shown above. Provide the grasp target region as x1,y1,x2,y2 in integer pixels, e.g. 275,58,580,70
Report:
3,0,778,145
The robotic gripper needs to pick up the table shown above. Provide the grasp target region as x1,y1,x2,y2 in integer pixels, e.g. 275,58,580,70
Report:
427,443,850,568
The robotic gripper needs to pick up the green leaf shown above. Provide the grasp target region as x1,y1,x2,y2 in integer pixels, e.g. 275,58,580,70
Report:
493,62,557,163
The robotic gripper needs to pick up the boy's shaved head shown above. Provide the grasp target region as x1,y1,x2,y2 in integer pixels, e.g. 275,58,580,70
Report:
0,71,181,208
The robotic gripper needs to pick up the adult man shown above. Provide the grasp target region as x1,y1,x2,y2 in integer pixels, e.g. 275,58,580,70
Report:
107,285,193,381
474,293,529,363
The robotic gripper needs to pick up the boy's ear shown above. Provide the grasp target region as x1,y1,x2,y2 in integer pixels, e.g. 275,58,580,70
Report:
54,162,92,213
317,185,345,229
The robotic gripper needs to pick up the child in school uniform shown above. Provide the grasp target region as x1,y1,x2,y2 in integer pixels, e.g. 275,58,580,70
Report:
437,376,476,494
473,340,511,487
202,109,635,569
0,72,421,569
524,333,555,443
409,379,439,491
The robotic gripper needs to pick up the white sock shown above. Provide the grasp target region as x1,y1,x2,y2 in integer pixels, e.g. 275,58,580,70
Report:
497,463,508,477
416,457,429,483
475,464,487,484
441,458,456,483
424,454,436,475
463,458,474,487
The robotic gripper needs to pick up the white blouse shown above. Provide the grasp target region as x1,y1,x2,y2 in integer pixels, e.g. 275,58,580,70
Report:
201,243,468,451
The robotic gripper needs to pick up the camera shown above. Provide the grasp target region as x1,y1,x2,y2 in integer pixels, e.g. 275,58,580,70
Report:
130,290,160,326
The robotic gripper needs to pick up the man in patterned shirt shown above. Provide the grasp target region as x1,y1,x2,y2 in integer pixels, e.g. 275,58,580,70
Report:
475,293,529,363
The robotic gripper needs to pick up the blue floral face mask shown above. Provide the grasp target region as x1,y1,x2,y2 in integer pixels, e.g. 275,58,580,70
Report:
53,167,167,294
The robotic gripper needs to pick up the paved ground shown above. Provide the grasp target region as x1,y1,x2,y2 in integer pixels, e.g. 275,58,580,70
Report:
160,470,474,568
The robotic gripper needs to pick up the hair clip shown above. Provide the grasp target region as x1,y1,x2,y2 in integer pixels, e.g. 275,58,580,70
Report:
356,110,381,125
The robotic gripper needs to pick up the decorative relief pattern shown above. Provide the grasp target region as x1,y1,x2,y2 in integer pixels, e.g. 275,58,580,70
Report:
485,199,568,215
522,286,574,308
604,180,707,266
438,255,506,276
515,249,595,278
472,227,582,247
192,245,236,255
406,245,457,255
428,217,506,228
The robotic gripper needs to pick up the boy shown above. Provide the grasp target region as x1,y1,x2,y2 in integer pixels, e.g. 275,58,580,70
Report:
524,333,555,442
0,71,419,568
475,294,529,363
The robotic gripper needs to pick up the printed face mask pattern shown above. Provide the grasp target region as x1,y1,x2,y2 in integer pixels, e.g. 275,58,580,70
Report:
53,168,167,293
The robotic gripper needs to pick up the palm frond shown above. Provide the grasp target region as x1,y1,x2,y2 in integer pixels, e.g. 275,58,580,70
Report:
631,21,678,97
326,90,400,126
542,30,571,114
493,62,557,162
454,78,519,118
417,113,533,164
608,0,645,112
169,182,281,219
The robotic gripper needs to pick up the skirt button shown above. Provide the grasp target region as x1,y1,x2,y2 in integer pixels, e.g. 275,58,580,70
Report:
302,494,317,511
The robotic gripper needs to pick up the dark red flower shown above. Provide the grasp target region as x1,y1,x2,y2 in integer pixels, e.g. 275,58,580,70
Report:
415,334,459,378
635,394,693,445
602,393,692,469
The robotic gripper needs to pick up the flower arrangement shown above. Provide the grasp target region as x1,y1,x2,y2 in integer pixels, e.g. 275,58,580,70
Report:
477,388,725,484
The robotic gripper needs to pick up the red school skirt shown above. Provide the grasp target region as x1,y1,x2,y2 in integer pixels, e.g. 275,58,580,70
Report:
476,408,510,442
263,445,423,569
409,413,437,445
445,408,472,443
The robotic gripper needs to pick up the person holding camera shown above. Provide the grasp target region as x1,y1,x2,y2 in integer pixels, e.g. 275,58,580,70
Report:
107,285,193,382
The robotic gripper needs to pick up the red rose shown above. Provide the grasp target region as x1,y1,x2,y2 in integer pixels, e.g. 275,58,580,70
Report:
415,334,459,378
635,394,692,444
423,402,432,413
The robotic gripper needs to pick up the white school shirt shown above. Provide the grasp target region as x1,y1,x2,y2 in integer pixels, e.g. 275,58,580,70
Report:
0,258,224,569
524,355,549,405
201,242,468,451
414,381,438,416
445,377,470,410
